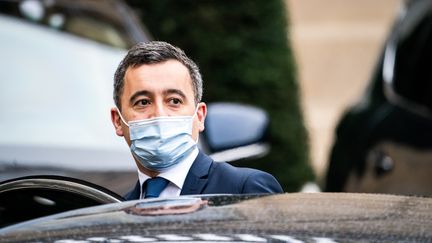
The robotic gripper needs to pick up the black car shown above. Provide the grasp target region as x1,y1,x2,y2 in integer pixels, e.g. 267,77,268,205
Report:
1,175,432,242
325,0,432,196
1,0,432,241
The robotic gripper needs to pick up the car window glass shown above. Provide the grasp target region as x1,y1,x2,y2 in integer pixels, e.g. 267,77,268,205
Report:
65,15,128,49
393,14,432,112
0,0,132,49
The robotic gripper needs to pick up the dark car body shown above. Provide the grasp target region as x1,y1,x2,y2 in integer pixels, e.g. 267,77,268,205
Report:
1,175,431,242
1,192,431,242
325,0,432,196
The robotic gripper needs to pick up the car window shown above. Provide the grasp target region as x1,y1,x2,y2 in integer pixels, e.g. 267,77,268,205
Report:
65,15,128,49
392,13,432,113
0,0,149,49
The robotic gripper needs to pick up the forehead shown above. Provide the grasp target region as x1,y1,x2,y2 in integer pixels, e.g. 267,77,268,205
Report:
122,60,194,96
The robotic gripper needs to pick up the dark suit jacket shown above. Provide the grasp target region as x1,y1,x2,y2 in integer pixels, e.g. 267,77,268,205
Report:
124,151,283,200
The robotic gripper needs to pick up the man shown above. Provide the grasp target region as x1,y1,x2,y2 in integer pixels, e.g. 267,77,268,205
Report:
111,41,283,200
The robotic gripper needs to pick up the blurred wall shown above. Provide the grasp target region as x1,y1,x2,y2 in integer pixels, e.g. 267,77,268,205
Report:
286,0,401,180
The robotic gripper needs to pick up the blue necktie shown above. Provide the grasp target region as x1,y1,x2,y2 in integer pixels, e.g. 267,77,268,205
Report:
143,177,169,198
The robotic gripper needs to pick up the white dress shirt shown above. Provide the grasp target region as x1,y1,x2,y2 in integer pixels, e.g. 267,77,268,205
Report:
137,147,199,199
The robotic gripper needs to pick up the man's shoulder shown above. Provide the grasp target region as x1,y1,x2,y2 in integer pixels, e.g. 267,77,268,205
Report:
190,151,283,193
211,161,276,182
210,160,283,193
211,160,263,176
198,151,273,181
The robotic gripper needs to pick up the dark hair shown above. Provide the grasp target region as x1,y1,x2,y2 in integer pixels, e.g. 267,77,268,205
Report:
113,41,203,109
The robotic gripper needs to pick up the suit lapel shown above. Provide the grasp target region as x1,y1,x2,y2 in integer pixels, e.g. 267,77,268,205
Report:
124,181,141,200
180,151,213,195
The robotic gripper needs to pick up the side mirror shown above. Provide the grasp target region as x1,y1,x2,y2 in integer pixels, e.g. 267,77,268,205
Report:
383,1,432,118
199,102,270,162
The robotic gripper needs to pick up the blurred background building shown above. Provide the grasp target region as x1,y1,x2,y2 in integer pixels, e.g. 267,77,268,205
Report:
286,0,400,182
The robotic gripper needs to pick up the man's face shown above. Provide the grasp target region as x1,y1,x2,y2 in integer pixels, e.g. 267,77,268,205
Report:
111,59,206,149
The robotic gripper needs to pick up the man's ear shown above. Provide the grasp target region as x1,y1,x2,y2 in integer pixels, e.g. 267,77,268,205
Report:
197,102,207,132
110,107,124,137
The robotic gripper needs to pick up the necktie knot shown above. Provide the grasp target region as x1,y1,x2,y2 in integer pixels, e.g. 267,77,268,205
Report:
143,177,169,199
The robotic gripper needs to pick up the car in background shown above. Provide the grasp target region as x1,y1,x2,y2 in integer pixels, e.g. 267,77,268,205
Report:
325,0,432,196
0,0,150,195
0,0,270,196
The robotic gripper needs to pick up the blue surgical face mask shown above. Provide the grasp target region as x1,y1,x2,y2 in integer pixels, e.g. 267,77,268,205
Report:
117,108,198,172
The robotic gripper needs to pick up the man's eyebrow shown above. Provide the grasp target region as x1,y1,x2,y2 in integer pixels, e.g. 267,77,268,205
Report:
129,90,152,105
163,89,187,100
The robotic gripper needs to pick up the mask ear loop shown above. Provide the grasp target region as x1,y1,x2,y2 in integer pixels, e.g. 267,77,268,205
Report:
192,104,201,119
116,107,130,127
192,104,202,143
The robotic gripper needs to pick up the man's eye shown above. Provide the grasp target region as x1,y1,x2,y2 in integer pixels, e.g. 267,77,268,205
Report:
136,99,150,106
169,98,182,105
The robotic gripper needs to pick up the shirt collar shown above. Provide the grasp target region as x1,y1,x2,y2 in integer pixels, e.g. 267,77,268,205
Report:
137,147,199,190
